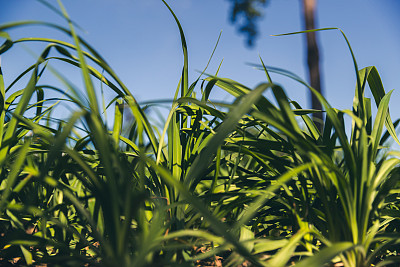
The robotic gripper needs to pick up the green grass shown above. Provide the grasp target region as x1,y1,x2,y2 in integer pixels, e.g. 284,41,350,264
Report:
0,1,400,266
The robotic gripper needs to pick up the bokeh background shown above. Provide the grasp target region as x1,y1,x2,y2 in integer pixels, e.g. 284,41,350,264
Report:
1,0,400,128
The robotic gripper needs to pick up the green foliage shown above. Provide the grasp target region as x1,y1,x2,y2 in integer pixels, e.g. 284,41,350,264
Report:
0,1,399,266
227,0,269,46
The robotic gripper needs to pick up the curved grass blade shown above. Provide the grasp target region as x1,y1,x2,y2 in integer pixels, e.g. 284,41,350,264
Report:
185,82,270,188
295,242,355,267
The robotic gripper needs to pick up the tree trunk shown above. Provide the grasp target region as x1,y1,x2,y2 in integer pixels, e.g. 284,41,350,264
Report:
302,0,323,131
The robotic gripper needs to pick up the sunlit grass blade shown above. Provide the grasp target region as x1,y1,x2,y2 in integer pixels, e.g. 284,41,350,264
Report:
295,242,355,267
185,82,270,188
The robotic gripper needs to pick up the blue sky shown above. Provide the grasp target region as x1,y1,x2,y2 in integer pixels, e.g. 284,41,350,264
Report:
1,0,400,129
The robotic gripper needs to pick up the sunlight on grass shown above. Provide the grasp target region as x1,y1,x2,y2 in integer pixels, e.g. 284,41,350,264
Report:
0,1,399,266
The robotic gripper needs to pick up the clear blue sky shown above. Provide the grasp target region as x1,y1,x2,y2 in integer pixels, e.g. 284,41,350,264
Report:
1,0,400,128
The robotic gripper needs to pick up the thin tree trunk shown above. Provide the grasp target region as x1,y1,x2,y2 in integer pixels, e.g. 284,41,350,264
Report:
302,0,323,131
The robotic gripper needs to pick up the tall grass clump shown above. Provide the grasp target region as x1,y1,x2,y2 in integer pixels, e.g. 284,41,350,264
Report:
0,0,400,266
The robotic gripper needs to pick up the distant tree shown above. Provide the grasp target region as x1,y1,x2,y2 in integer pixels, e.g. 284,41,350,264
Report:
227,0,323,130
228,0,269,46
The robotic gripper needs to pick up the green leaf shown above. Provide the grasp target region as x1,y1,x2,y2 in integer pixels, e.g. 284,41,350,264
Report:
295,242,354,267
185,82,270,188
